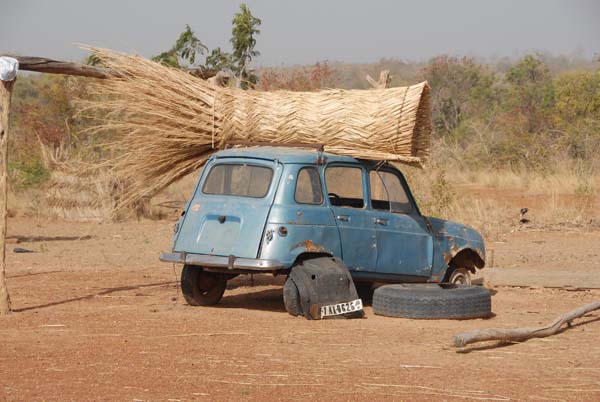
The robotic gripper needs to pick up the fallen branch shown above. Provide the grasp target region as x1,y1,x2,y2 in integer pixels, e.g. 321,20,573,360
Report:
452,301,600,348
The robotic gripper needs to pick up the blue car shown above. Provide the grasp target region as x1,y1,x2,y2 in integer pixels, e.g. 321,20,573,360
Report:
160,145,485,311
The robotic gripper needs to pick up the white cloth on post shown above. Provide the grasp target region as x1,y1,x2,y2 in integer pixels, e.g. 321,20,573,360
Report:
0,57,19,81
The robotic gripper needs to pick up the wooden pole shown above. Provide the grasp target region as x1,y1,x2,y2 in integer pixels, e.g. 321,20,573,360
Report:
3,56,112,79
1,55,219,80
0,77,15,315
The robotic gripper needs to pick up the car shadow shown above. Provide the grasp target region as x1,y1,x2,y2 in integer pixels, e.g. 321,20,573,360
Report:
13,281,176,312
218,288,287,313
225,274,285,290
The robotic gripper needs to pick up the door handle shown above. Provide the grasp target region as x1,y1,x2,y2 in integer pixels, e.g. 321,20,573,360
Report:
336,215,350,222
374,218,388,226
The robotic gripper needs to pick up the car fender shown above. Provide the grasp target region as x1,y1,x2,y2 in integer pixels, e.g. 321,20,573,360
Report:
426,217,486,282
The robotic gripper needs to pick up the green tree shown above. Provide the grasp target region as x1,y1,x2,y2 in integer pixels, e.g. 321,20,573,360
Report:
552,70,600,159
152,25,208,68
421,56,497,136
205,47,233,71
230,4,261,88
553,70,600,123
504,55,555,134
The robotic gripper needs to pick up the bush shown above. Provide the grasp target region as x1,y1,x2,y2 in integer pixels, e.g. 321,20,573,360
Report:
9,159,51,189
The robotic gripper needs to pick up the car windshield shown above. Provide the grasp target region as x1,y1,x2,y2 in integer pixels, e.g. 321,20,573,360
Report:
202,163,273,198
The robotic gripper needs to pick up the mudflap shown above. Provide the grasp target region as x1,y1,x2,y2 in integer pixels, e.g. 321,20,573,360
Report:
289,257,364,320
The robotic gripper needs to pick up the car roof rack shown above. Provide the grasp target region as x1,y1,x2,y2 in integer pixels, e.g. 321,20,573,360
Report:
224,141,324,152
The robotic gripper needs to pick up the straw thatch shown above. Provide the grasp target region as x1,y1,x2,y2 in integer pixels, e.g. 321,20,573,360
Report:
45,169,115,221
80,48,432,211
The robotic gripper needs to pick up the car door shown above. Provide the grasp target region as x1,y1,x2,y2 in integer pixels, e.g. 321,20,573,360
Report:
369,168,433,277
325,164,377,272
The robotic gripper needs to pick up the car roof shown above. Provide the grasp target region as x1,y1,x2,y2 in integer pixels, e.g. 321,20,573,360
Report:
214,146,364,165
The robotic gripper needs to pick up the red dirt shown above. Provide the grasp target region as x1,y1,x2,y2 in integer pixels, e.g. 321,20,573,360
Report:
1,217,599,401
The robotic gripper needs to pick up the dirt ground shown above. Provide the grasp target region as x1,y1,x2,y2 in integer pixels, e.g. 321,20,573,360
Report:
1,217,599,401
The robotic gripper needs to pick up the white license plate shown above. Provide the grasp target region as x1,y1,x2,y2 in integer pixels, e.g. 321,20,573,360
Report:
320,299,363,318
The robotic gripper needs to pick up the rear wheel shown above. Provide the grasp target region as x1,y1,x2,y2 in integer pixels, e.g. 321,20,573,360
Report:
181,265,227,306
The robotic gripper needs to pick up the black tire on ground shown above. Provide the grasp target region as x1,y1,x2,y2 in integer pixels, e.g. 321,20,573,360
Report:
283,277,303,316
373,284,491,319
181,265,227,306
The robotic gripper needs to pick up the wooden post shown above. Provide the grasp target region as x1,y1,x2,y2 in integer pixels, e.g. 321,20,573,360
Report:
0,58,17,315
366,70,391,89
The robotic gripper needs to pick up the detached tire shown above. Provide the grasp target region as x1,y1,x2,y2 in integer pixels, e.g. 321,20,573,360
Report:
181,265,227,306
283,277,303,316
373,284,491,319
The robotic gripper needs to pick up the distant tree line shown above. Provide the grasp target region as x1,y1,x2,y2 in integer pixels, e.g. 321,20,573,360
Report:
6,1,600,189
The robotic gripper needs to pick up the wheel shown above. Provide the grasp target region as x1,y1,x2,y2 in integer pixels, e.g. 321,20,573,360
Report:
180,265,227,306
283,277,303,316
448,268,471,285
373,284,491,319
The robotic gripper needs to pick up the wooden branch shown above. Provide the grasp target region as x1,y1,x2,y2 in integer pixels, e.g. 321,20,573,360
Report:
366,70,391,89
452,301,600,348
1,56,113,79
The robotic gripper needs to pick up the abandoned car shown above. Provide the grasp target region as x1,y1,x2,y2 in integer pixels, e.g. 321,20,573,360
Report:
160,145,486,317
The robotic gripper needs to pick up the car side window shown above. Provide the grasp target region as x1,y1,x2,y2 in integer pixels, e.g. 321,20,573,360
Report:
325,166,364,208
369,170,412,214
295,167,323,205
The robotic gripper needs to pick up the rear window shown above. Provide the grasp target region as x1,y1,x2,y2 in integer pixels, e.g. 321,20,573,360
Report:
202,163,273,198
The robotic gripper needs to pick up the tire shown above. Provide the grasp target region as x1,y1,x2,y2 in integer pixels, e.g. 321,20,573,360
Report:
373,284,491,319
448,268,471,285
181,265,227,306
283,277,303,316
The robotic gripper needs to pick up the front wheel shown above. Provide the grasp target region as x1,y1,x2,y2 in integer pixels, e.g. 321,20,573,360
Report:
181,265,227,306
448,267,471,285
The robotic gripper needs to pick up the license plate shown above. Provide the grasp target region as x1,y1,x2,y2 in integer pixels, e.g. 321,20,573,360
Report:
320,299,363,318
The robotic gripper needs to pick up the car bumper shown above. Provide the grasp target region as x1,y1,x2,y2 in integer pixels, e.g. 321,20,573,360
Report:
159,252,284,271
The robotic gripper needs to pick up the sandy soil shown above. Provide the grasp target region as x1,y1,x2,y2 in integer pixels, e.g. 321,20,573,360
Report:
1,217,599,401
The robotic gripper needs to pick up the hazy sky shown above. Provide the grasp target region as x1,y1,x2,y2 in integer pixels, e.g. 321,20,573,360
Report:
1,0,598,66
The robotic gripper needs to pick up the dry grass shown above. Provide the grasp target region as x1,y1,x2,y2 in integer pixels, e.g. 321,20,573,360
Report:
78,47,431,212
43,169,119,221
405,166,600,240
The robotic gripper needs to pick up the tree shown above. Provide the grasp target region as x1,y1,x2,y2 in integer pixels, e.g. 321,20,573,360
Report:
152,25,208,69
205,47,233,72
421,56,496,135
151,6,262,89
554,71,600,123
258,62,336,91
504,55,555,134
230,4,261,88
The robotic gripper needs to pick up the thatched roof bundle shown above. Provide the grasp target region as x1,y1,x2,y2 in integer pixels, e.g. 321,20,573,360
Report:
80,48,432,211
